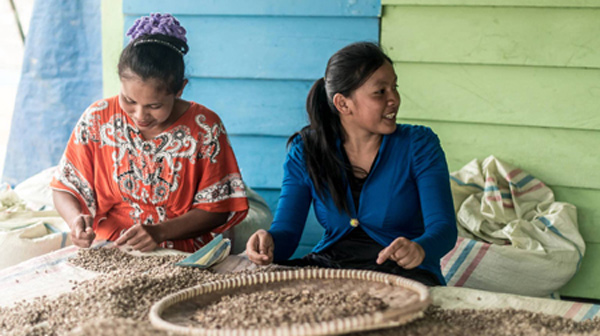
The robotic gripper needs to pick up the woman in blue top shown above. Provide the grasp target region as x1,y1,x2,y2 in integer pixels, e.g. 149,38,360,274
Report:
246,42,457,286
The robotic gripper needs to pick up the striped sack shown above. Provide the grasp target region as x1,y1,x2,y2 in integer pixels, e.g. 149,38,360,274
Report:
444,156,585,297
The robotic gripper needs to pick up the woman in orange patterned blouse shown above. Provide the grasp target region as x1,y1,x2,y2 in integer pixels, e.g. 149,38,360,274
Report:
51,13,248,252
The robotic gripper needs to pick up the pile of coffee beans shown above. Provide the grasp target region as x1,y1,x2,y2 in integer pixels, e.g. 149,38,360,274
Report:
0,248,221,335
193,282,388,328
356,306,600,336
1,247,600,336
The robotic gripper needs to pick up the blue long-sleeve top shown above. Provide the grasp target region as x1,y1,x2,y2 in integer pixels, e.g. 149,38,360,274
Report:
268,124,457,284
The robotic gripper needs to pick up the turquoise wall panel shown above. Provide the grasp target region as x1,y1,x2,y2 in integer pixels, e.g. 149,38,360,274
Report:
184,78,311,136
124,0,381,17
228,136,287,189
123,16,379,80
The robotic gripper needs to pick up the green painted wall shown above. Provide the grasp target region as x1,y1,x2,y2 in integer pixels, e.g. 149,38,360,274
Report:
101,0,123,97
382,1,600,299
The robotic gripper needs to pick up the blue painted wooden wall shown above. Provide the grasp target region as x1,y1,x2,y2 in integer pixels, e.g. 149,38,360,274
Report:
122,0,381,257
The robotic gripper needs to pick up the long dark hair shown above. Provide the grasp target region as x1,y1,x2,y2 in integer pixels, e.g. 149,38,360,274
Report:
118,34,189,94
289,42,393,214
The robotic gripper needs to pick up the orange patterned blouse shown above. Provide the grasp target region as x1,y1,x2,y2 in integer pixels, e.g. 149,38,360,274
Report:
51,96,249,252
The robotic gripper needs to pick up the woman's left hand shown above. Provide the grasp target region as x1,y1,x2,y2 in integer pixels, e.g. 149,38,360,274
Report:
376,237,425,269
115,224,161,252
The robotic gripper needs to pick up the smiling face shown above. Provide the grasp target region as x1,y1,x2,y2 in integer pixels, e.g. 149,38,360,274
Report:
118,71,184,139
337,61,401,138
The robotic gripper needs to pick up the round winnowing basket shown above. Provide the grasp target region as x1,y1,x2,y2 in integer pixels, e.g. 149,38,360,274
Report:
150,268,431,336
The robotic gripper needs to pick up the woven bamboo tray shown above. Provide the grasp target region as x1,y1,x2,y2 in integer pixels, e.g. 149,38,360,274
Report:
149,268,431,336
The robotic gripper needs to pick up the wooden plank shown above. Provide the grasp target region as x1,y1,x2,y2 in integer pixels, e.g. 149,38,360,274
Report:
124,0,381,17
400,120,600,191
391,63,600,131
122,15,379,80
183,78,310,137
382,0,600,8
553,186,600,245
101,0,123,97
559,243,600,299
229,136,288,189
382,6,600,69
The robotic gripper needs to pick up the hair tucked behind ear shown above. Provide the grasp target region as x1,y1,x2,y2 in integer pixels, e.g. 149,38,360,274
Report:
289,42,392,214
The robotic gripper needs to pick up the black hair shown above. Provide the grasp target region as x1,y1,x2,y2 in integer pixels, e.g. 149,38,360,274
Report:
118,34,189,94
289,42,393,214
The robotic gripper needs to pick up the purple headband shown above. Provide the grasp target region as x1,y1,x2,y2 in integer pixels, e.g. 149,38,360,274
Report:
127,13,187,43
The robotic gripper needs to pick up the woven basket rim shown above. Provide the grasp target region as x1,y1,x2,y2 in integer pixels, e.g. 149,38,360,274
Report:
149,268,431,336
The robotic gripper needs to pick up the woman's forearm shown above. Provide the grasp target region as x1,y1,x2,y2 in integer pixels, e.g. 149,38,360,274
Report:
52,189,85,230
151,208,230,243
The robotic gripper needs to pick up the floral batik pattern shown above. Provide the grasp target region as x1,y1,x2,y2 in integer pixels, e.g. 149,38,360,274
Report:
101,116,198,204
54,157,97,217
70,101,234,205
194,173,246,204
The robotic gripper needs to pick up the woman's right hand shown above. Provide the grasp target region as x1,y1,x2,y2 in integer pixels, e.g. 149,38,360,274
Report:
70,214,96,248
246,229,274,265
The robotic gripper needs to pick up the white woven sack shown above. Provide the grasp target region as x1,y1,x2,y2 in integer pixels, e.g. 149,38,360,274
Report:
446,156,585,297
229,185,273,254
0,186,71,270
0,218,72,270
13,166,56,211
